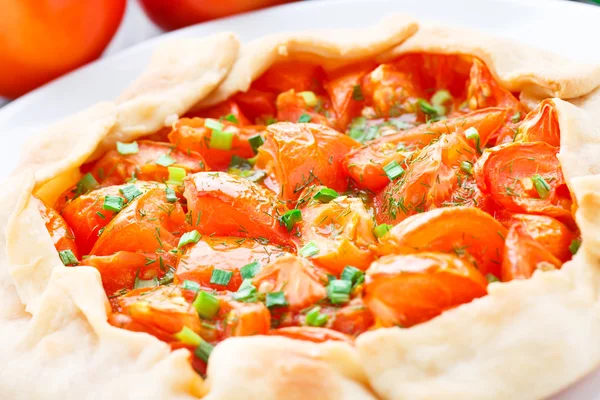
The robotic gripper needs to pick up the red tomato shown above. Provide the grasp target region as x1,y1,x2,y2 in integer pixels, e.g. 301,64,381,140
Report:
374,134,477,224
186,100,252,126
35,196,79,258
513,99,560,146
275,89,335,127
252,254,328,311
364,252,487,327
90,140,206,185
168,118,261,170
91,188,188,256
183,172,291,246
255,122,359,201
82,251,179,296
346,108,506,192
175,236,287,291
377,207,507,278
139,0,297,31
474,141,573,226
222,300,271,338
253,61,325,94
269,326,353,344
0,0,125,98
233,89,278,123
331,298,374,337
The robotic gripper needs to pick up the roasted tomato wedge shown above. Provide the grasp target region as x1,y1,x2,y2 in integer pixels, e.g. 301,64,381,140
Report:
91,188,188,256
233,89,277,123
269,326,352,343
186,99,252,126
175,236,287,291
474,141,573,225
275,89,335,127
183,172,291,246
90,140,206,185
346,108,506,192
82,251,178,296
35,196,79,258
299,194,376,274
513,99,560,146
374,134,477,224
364,252,487,327
253,61,325,94
221,299,271,338
252,254,328,311
377,207,506,278
255,122,359,200
331,298,374,337
168,118,262,170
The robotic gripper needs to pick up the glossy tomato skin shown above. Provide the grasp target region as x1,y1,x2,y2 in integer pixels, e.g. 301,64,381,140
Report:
364,252,487,327
331,298,374,337
275,89,335,127
139,0,296,31
513,99,560,146
35,196,79,258
0,0,125,98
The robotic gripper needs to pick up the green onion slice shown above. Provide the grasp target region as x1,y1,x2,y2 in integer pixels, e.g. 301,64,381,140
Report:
102,195,124,213
464,127,481,153
233,279,258,302
58,249,78,266
299,241,320,258
210,269,233,286
156,154,176,167
460,160,474,175
306,306,329,327
569,238,581,255
373,223,392,238
531,174,551,199
248,134,264,154
340,265,364,286
298,113,312,123
313,187,339,203
174,326,203,347
327,279,352,305
265,291,288,308
279,209,302,232
352,85,365,101
209,130,234,150
116,141,139,155
165,187,177,203
119,184,143,202
194,340,214,363
167,166,186,185
383,160,405,181
205,118,224,131
178,230,201,248
193,291,220,319
240,261,261,280
75,173,98,197
431,89,452,106
224,113,239,124
298,91,318,107
182,280,201,292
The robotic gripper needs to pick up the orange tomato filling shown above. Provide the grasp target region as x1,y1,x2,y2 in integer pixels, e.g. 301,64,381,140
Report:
39,53,579,375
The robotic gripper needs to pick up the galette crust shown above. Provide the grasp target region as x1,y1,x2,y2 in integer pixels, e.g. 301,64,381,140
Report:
2,15,600,400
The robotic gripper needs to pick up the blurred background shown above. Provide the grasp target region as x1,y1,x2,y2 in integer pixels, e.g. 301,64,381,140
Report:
0,0,597,107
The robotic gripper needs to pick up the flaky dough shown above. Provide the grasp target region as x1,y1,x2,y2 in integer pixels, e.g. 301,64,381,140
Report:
2,15,600,400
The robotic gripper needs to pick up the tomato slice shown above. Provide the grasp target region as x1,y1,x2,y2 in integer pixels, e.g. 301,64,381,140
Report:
346,108,506,192
90,140,206,185
90,187,188,256
299,194,376,275
252,254,327,311
222,300,271,337
233,88,277,123
501,223,563,282
168,118,262,170
35,196,79,258
255,122,359,201
324,62,375,130
275,89,335,127
175,236,287,291
374,134,477,224
331,298,374,337
364,252,487,327
474,141,573,225
83,251,178,296
269,326,352,344
377,206,507,278
183,172,291,246
513,99,560,146
252,61,325,94
186,99,252,126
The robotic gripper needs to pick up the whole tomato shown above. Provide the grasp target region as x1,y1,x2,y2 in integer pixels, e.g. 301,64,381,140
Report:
139,0,297,31
0,0,126,98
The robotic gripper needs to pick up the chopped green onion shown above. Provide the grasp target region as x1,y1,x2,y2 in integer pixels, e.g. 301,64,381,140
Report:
299,241,320,258
265,117,277,125
248,134,264,154
209,130,234,150
298,113,312,123
58,249,78,266
165,187,177,203
352,85,364,101
373,223,392,238
233,279,258,302
531,174,551,199
327,279,352,305
511,112,521,123
194,340,214,363
313,187,339,203
383,161,404,181
306,306,329,327
96,211,106,219
116,141,139,155
298,91,318,107
460,161,474,175
205,118,224,131
102,195,124,213
210,269,233,286
193,291,220,319
417,98,444,117
182,280,201,292
240,261,261,279
431,89,452,106
569,238,581,255
134,274,158,289
464,127,481,153
119,184,143,202
486,273,500,283
75,173,98,197
341,266,364,286
279,209,302,232
158,268,175,285
174,326,203,347
156,154,175,167
167,166,186,185
224,113,239,124
265,291,288,308
178,230,201,248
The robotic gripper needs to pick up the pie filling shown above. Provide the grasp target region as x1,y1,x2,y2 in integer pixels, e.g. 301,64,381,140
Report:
38,53,579,375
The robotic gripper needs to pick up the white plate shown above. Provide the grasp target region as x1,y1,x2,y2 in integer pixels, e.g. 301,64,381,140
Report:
1,0,600,396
